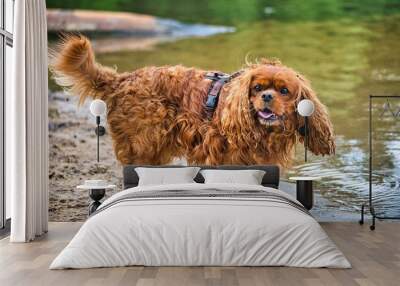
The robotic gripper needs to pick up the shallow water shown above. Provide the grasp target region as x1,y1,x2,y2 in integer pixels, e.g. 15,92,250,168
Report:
97,17,400,217
47,1,400,218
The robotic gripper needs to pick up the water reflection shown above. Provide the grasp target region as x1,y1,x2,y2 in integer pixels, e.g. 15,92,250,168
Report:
47,1,400,218
97,16,400,218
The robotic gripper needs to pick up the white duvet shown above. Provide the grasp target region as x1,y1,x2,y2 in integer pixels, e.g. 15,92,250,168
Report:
50,183,351,269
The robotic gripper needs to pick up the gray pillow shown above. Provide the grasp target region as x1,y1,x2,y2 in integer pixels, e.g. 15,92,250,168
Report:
200,169,266,185
135,167,200,186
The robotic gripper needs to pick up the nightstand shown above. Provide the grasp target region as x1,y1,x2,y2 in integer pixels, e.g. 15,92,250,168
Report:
289,176,321,210
77,180,116,215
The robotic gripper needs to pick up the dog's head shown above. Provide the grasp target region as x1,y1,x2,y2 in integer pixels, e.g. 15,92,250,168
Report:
220,59,335,156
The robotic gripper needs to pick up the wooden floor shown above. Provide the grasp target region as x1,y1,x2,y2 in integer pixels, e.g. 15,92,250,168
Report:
0,222,399,286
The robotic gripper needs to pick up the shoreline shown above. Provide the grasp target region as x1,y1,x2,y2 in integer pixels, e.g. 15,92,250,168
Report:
47,9,235,53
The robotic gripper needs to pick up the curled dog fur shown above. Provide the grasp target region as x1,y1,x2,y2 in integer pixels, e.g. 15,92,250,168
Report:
50,35,335,168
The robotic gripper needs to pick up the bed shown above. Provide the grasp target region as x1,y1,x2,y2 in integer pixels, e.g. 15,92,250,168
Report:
50,165,350,269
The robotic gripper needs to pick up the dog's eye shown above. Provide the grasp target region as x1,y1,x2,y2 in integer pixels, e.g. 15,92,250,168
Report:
280,87,289,95
254,84,263,92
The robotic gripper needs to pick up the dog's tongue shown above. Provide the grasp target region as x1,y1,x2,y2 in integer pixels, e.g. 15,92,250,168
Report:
258,110,274,119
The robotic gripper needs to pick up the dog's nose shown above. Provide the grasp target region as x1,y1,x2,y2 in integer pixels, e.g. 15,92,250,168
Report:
262,93,274,102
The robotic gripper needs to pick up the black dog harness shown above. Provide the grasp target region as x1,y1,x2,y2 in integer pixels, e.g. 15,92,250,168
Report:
204,70,243,119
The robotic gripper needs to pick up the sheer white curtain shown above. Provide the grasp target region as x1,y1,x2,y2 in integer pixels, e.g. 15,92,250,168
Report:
7,0,49,242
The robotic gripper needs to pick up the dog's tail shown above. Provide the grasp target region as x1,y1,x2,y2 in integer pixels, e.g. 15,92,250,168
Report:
50,34,117,105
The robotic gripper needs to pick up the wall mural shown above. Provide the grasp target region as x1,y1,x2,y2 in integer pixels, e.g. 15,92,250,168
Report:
47,1,400,222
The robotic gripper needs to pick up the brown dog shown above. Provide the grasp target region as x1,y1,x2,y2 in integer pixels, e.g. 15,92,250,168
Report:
51,35,335,167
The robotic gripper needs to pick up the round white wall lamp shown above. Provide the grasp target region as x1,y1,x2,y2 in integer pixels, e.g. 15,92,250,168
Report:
297,99,315,162
90,99,107,117
297,99,315,117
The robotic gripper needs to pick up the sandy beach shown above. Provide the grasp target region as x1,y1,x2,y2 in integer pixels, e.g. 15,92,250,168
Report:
48,92,122,221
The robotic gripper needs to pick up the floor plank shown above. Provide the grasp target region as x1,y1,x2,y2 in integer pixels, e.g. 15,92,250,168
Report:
0,222,399,286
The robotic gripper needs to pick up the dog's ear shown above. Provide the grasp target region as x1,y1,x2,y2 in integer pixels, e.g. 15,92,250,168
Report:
220,71,260,147
296,75,335,156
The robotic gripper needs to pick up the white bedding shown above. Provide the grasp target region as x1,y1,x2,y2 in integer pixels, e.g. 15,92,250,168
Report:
50,183,350,269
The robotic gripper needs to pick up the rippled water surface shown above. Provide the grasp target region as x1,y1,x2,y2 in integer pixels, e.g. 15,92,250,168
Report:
48,1,400,218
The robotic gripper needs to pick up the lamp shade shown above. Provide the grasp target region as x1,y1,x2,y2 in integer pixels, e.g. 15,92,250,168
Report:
297,99,315,117
90,99,107,116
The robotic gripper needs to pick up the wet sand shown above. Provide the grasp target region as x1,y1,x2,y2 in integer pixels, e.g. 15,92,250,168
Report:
49,92,122,221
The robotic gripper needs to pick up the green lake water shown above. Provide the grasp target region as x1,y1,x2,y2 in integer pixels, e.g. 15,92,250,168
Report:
47,0,400,217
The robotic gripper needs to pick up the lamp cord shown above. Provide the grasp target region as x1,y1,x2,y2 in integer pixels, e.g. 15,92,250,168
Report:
305,117,308,162
96,116,100,163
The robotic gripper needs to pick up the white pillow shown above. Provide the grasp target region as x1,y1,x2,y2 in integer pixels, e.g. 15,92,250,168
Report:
135,167,200,186
200,169,265,185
